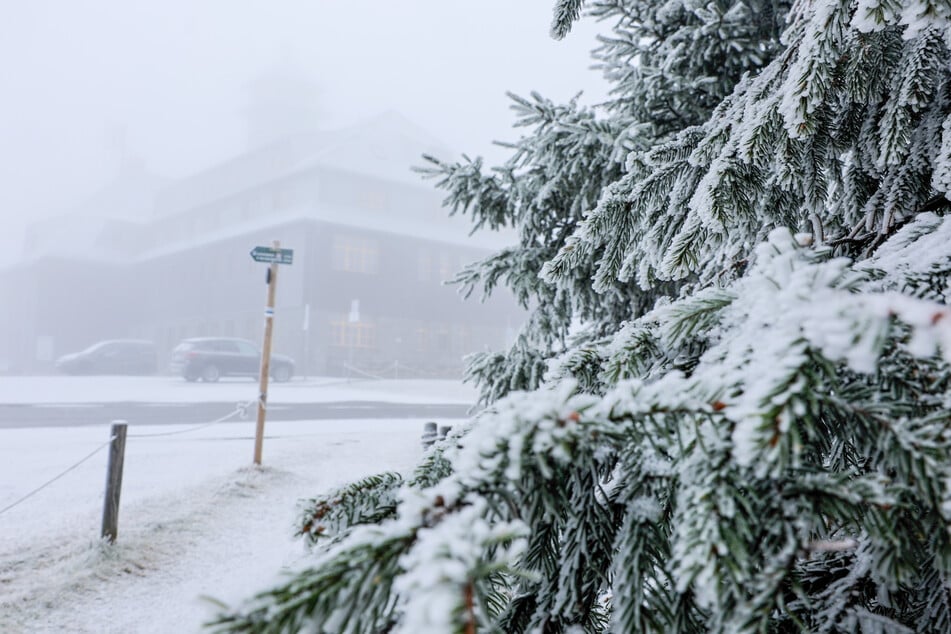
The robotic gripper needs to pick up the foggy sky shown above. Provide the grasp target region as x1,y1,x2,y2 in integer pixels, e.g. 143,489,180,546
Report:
0,1,609,264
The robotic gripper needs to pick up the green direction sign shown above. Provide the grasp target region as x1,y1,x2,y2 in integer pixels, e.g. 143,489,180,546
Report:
250,246,294,265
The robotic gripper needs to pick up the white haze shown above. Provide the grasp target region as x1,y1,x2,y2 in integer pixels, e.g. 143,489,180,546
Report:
0,0,610,262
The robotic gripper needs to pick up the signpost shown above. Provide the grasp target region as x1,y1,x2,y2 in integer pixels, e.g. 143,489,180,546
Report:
302,303,310,380
249,240,294,465
250,246,294,265
347,299,359,381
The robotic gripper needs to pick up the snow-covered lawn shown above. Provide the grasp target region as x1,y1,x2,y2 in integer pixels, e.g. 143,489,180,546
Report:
0,375,478,405
0,416,451,633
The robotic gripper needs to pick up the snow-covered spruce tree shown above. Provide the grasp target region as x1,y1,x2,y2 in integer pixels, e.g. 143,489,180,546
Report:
417,0,788,404
209,1,951,633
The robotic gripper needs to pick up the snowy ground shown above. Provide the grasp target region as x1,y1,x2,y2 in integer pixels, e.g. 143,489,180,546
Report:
0,375,478,405
0,380,469,633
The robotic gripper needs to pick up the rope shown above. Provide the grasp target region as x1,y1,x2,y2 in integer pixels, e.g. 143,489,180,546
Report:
388,362,445,378
127,401,252,438
342,363,391,381
2,399,262,518
0,437,115,518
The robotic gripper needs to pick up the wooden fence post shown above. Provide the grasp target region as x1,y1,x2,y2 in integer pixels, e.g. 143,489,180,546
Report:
421,421,438,449
101,421,128,543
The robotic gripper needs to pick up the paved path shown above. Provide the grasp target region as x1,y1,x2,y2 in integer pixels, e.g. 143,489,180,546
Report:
0,401,473,429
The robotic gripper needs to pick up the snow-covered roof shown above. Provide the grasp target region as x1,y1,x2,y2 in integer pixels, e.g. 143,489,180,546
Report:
8,112,513,268
154,111,454,219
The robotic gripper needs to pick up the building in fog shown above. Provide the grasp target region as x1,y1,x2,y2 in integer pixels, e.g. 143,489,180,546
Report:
0,103,520,376
0,159,168,373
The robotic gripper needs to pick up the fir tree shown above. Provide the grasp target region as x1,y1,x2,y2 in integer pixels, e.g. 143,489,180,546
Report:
420,0,787,403
210,1,951,632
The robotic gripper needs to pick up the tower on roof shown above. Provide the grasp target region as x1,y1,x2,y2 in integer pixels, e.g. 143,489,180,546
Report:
243,64,321,149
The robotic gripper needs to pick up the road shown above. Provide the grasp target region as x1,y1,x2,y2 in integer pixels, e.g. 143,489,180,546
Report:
0,401,474,429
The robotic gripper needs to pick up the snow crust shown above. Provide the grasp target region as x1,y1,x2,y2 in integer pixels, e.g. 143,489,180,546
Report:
0,402,462,632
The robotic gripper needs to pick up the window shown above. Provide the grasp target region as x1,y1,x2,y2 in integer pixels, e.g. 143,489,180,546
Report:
453,325,471,354
330,320,376,348
417,251,431,282
438,252,453,281
215,340,240,353
235,340,259,355
353,323,375,348
436,326,451,351
332,235,379,273
415,326,430,351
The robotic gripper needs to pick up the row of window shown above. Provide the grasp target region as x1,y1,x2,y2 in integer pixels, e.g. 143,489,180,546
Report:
329,321,376,348
327,323,471,351
151,235,471,283
331,234,470,281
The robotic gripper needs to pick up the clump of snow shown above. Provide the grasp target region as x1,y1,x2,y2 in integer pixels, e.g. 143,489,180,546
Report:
861,212,951,300
626,496,662,523
394,497,527,634
851,0,898,32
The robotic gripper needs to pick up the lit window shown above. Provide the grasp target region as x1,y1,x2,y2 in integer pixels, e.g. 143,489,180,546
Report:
332,235,379,273
330,320,376,348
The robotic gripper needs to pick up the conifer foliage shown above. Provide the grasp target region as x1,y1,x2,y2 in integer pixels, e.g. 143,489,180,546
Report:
211,1,951,632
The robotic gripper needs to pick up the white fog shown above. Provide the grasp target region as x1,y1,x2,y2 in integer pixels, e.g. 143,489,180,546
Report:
0,0,609,377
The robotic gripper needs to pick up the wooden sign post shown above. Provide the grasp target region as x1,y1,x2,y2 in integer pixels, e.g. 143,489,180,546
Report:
249,240,294,465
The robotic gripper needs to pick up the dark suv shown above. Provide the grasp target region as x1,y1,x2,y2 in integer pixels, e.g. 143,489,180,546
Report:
169,337,295,383
55,340,158,375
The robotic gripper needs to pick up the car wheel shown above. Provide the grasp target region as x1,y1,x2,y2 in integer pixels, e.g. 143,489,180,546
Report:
184,373,199,383
201,364,221,383
272,364,291,383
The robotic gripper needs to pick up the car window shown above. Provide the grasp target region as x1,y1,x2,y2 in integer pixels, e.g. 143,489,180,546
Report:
235,341,259,356
216,340,241,353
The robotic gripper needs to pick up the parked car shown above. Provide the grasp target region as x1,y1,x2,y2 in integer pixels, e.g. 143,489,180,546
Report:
55,340,158,375
169,337,295,383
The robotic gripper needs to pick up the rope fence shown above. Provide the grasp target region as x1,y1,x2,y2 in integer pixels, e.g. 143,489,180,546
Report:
126,401,251,438
343,360,458,380
0,436,116,518
0,369,463,525
0,399,256,520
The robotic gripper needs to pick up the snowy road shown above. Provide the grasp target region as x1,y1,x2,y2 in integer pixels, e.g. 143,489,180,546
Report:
0,400,473,428
0,375,478,406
